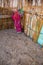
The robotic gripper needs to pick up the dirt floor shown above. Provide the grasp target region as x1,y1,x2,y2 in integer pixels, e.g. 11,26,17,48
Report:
0,29,43,65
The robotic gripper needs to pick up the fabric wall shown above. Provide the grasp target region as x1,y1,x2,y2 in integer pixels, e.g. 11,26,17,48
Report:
0,0,18,8
13,0,18,8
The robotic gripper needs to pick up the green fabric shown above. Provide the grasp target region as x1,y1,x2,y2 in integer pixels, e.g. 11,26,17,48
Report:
18,9,24,14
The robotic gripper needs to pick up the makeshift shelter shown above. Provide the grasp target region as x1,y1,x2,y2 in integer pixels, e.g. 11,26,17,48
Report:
0,0,43,46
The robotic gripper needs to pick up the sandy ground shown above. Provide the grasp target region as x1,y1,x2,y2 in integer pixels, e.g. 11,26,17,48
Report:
0,29,43,65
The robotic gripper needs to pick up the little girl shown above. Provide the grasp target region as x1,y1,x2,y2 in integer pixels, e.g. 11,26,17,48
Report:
12,10,21,33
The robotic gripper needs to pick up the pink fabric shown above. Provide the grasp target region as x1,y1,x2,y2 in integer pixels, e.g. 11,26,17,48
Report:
12,11,21,32
14,20,21,32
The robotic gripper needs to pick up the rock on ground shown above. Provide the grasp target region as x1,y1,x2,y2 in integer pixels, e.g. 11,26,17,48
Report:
0,29,43,65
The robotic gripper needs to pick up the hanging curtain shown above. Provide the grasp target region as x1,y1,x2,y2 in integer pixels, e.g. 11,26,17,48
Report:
0,0,3,7
37,0,41,6
0,0,2,6
12,0,18,8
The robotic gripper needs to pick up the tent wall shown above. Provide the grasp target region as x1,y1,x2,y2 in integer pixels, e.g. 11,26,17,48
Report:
0,0,43,9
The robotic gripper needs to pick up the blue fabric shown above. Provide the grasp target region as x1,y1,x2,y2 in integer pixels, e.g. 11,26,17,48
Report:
38,26,43,46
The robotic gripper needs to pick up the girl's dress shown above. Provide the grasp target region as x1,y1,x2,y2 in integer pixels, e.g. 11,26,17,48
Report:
12,11,21,32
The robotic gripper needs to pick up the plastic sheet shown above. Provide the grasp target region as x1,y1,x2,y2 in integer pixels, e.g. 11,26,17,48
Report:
38,26,43,46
